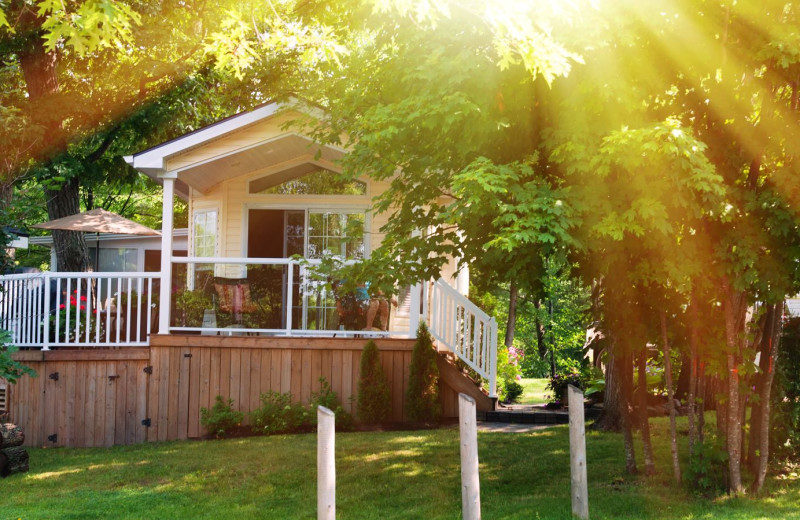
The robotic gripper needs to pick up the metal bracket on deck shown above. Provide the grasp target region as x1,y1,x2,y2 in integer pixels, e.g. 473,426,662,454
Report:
141,418,151,427
143,366,153,375
48,372,59,381
184,353,192,358
108,375,120,382
47,434,57,443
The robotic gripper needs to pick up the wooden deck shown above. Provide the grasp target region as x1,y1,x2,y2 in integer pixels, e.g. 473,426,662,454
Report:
7,335,466,447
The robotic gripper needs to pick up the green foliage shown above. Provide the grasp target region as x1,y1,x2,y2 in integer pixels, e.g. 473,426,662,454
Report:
357,340,391,423
0,331,36,384
686,437,730,497
405,323,441,422
249,390,311,435
501,379,524,403
250,378,352,434
773,316,800,461
174,289,212,327
545,367,587,405
310,377,353,431
200,396,244,439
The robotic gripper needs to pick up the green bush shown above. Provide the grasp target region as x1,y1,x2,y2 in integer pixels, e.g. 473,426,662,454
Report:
773,316,800,460
357,340,391,423
685,436,729,496
406,323,441,422
310,377,353,430
250,390,311,435
501,379,524,403
250,378,352,435
200,395,244,438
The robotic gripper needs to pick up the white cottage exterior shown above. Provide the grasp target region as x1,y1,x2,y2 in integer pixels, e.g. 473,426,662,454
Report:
0,101,498,448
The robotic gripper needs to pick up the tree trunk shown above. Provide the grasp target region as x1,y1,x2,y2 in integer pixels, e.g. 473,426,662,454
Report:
697,360,706,445
533,300,547,358
505,281,518,349
752,301,783,494
620,350,638,475
17,3,90,273
637,345,656,475
661,311,681,484
46,177,90,272
748,304,774,470
722,283,747,495
688,298,699,456
0,446,29,477
594,344,624,432
674,350,692,402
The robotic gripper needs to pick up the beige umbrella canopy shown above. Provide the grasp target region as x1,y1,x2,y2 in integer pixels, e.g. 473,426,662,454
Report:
33,208,160,271
33,208,161,236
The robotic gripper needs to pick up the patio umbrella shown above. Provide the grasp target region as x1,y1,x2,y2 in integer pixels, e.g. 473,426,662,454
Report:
33,208,161,271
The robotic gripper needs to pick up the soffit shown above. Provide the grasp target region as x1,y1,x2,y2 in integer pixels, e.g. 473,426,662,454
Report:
175,134,345,194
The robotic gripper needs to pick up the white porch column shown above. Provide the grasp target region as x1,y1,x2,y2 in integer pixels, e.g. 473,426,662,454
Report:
158,173,177,334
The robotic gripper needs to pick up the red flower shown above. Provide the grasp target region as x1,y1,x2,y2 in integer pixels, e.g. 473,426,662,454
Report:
79,296,87,302
59,304,65,310
79,305,86,311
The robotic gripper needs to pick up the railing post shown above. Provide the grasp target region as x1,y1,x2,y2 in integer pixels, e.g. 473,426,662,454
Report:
158,174,176,334
285,261,294,335
317,406,335,520
489,317,498,399
42,273,50,351
459,393,481,520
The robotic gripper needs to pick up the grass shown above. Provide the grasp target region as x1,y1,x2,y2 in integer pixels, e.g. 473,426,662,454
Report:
517,377,549,404
2,417,799,519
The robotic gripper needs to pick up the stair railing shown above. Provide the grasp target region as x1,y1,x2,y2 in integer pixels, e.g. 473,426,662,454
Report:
424,278,497,398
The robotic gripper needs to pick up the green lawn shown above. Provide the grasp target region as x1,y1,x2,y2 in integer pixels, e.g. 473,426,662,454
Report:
518,377,549,404
2,417,799,519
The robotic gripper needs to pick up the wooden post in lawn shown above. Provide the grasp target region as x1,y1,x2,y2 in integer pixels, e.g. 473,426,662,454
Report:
568,384,589,520
459,393,481,520
318,406,335,520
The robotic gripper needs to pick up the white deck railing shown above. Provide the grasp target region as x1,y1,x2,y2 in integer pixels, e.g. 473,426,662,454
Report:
424,278,498,398
170,257,405,338
0,272,159,349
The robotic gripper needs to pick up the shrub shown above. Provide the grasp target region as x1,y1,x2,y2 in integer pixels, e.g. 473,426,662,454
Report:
200,395,244,438
310,377,353,430
0,330,36,384
250,390,311,435
502,379,524,403
406,322,441,422
357,340,391,423
685,437,729,496
545,368,587,404
773,316,800,460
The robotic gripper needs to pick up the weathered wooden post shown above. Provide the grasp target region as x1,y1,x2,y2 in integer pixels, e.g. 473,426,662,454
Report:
568,384,589,520
459,393,481,520
317,406,335,520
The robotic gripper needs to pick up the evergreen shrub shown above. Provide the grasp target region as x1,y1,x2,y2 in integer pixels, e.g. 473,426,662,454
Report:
405,323,441,422
357,340,391,423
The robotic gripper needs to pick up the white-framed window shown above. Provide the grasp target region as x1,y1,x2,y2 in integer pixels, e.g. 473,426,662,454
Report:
307,211,365,260
193,209,218,259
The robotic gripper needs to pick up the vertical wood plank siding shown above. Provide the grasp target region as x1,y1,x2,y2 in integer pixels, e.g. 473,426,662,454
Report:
8,336,464,447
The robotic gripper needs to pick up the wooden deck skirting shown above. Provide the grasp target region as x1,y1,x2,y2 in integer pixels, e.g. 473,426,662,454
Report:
7,336,462,447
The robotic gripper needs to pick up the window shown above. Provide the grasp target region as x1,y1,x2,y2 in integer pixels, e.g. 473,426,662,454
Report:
88,247,137,272
307,211,365,260
194,210,218,258
249,165,366,195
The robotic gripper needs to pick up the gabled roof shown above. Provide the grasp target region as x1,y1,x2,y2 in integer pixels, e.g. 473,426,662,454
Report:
124,100,345,200
124,102,281,176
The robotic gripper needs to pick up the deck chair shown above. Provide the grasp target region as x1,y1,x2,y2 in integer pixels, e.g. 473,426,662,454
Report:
214,279,258,325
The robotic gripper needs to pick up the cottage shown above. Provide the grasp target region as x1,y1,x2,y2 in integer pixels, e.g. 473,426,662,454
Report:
1,101,497,447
